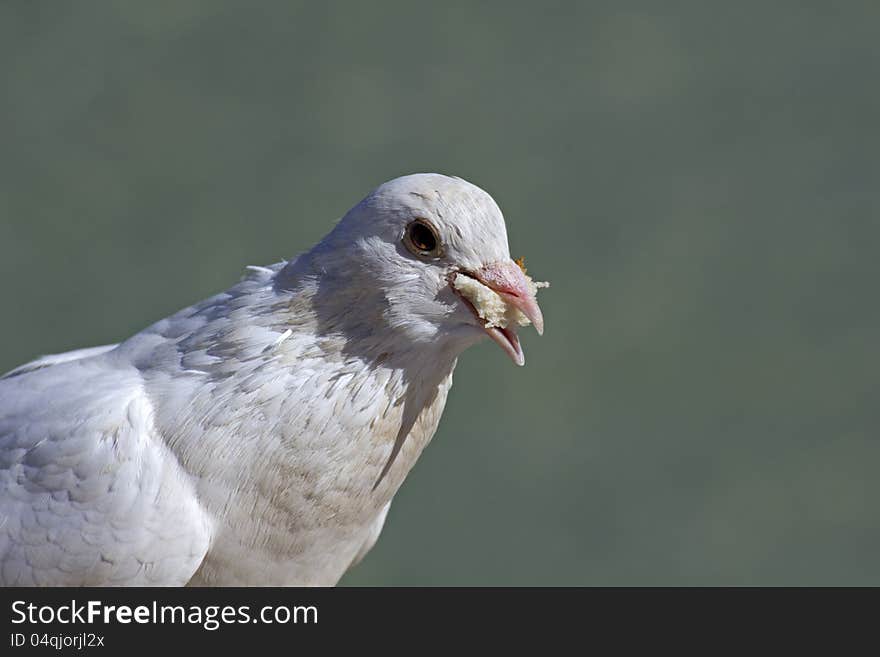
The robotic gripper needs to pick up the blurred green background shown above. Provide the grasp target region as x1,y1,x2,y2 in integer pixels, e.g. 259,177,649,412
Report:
1,2,878,585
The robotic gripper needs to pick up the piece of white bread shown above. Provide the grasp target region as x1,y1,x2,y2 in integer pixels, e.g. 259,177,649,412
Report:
453,273,549,329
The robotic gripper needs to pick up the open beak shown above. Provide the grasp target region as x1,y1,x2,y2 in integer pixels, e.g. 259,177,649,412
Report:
460,260,545,366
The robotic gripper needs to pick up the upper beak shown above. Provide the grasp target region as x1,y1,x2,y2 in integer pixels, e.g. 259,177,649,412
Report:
473,261,544,335
470,260,545,366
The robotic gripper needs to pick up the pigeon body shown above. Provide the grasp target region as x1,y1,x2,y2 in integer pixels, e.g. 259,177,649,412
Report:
0,174,545,586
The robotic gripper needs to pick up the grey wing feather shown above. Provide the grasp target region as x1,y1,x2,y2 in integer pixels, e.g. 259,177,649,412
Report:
0,351,212,585
1,344,119,379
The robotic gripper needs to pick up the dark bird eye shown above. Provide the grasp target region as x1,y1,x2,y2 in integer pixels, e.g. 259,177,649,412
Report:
404,219,441,257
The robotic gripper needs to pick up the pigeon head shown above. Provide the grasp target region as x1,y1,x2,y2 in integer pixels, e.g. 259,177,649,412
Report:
294,173,545,366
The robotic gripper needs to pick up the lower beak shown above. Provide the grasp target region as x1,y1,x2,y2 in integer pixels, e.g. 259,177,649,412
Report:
484,325,526,366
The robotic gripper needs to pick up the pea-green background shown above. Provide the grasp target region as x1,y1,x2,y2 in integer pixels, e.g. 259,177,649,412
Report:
2,2,878,585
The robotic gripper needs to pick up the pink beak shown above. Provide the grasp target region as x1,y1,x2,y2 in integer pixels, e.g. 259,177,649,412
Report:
471,260,545,366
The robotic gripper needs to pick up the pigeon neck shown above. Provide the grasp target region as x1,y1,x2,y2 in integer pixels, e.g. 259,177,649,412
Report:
274,253,468,372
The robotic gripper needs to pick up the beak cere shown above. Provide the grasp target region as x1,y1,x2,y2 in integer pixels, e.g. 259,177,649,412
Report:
456,260,546,366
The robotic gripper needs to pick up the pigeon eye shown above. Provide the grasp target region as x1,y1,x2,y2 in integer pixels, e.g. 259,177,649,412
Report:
404,219,442,257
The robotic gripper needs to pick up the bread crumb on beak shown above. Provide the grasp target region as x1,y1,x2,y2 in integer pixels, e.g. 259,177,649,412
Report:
453,273,549,329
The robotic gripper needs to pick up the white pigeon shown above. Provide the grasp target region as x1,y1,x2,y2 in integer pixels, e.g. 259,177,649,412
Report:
0,173,546,586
